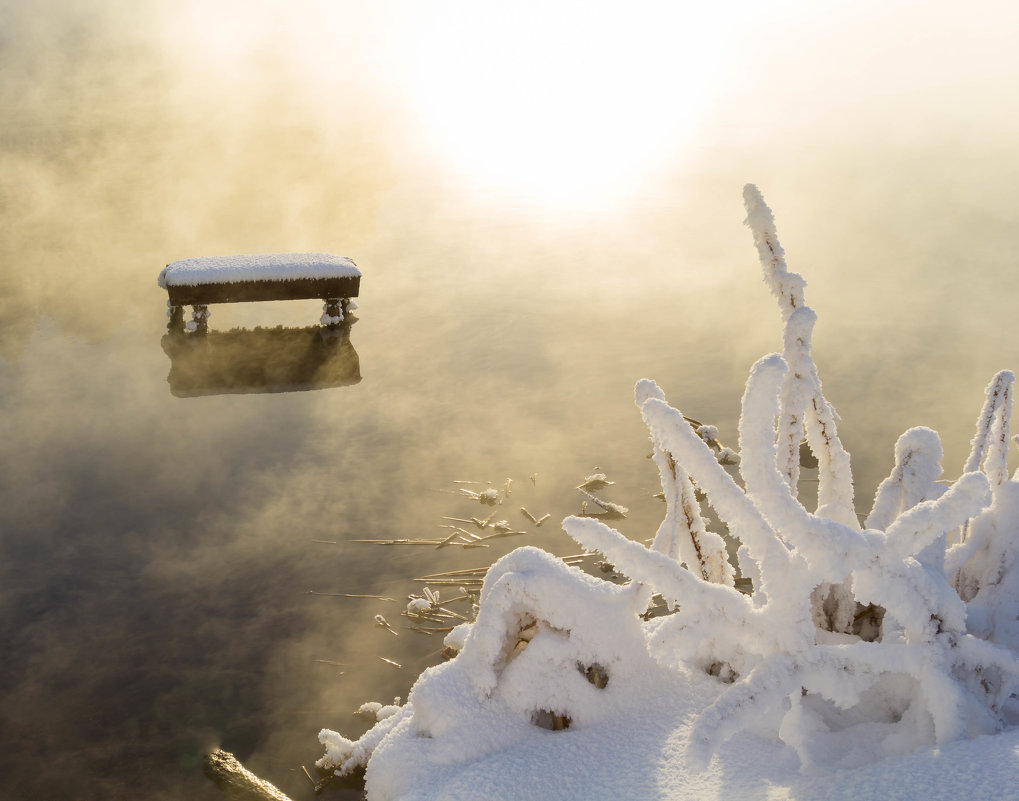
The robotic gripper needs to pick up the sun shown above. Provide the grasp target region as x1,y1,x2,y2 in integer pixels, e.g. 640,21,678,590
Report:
401,4,728,213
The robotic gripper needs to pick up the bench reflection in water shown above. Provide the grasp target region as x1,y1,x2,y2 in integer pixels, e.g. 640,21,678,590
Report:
161,324,360,397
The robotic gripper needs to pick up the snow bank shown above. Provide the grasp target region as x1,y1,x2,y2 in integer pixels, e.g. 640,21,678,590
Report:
318,187,1019,800
158,253,359,288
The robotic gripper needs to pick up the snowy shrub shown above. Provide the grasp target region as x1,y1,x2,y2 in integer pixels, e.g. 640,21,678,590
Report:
319,186,1019,790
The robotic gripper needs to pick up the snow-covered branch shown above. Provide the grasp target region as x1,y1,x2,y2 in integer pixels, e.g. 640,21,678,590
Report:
317,186,1019,792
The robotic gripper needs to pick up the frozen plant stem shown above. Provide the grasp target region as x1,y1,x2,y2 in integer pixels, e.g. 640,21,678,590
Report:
317,186,1019,787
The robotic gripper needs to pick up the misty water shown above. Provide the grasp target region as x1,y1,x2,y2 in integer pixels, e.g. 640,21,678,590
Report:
4,3,1019,800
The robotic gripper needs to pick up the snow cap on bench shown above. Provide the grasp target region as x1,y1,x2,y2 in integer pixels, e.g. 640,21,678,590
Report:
158,253,360,288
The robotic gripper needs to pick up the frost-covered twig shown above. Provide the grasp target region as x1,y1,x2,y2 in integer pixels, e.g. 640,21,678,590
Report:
744,185,856,526
576,488,628,517
964,370,1014,490
865,427,946,533
640,395,794,598
564,516,752,627
636,379,734,585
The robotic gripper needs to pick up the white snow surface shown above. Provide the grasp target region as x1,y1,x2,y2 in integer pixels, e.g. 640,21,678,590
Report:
328,547,1019,801
158,252,359,288
318,188,1019,800
363,670,1019,801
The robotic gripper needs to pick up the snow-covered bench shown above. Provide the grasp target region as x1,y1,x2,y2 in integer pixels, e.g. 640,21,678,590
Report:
159,253,361,333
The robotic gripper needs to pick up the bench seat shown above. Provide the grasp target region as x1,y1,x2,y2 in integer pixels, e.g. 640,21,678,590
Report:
159,253,360,304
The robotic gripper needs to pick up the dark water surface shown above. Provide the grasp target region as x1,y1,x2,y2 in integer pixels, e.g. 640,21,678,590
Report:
4,3,1019,800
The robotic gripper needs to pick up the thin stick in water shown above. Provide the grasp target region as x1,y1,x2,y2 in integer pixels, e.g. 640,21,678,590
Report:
308,591,396,601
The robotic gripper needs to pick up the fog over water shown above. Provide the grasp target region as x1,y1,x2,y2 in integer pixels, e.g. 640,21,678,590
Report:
3,2,1019,799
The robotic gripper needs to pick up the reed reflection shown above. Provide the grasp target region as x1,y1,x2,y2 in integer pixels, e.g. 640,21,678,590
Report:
161,323,361,397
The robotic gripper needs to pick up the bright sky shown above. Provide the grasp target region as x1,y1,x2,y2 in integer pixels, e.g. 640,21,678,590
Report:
159,0,1019,214
158,1,738,213
396,3,729,212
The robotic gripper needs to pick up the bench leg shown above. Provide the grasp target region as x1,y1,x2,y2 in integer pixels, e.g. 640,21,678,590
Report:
167,302,184,333
187,305,210,334
321,298,343,327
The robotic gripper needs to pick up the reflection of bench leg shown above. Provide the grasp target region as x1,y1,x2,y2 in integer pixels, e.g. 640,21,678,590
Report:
167,303,184,333
321,298,343,327
188,305,210,334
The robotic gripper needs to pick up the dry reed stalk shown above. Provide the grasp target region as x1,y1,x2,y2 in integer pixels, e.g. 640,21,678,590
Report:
307,591,396,601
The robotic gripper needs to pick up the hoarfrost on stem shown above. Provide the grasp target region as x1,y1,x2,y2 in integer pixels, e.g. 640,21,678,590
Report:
318,186,1019,793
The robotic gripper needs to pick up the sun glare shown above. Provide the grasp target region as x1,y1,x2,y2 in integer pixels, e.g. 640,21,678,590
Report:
158,1,733,214
402,4,728,212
